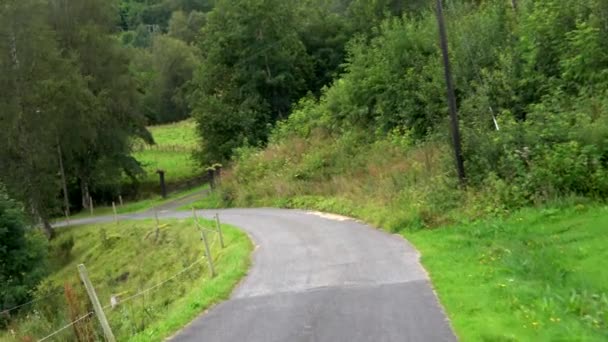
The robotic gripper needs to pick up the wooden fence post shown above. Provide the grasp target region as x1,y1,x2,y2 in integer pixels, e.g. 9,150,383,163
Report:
112,202,118,224
200,229,216,277
154,211,160,241
214,213,225,248
192,209,215,277
78,264,116,342
89,196,94,216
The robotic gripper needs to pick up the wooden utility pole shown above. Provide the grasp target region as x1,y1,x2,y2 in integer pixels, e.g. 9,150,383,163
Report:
435,0,466,185
57,142,70,216
78,264,115,342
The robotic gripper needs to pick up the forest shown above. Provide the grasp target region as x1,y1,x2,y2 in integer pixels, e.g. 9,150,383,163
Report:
2,0,608,340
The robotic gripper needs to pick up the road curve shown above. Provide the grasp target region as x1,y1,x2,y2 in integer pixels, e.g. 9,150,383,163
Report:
54,208,456,342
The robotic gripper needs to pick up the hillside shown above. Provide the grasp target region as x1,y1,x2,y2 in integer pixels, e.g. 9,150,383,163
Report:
1,217,251,341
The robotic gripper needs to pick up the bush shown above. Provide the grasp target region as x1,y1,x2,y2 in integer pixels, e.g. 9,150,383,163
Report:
463,93,608,205
0,186,48,325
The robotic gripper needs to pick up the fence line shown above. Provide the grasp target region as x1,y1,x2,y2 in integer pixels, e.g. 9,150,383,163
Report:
0,290,63,315
37,312,94,342
20,215,225,341
34,256,208,341
103,256,207,310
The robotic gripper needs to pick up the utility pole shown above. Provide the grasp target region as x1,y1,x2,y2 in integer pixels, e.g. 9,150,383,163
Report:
435,0,466,185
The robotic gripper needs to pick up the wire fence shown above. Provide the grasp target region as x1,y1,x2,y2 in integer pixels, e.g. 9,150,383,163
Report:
37,312,94,342
1,211,225,342
0,290,64,316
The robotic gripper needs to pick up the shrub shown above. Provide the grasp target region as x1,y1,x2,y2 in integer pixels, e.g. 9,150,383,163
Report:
0,186,48,325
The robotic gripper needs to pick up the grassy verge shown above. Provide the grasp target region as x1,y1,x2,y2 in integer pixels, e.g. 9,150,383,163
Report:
409,204,608,341
186,190,223,210
2,218,251,341
258,195,608,340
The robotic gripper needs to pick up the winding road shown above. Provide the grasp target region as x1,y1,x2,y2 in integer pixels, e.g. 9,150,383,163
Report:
54,204,457,341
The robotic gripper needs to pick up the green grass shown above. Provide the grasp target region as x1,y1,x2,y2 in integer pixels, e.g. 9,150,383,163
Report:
407,205,608,341
132,119,202,186
186,190,224,210
145,119,198,149
2,217,251,341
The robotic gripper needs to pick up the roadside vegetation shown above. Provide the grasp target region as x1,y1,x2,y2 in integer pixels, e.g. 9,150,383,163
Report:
3,0,608,340
188,190,223,210
209,0,608,339
410,204,608,341
1,217,251,341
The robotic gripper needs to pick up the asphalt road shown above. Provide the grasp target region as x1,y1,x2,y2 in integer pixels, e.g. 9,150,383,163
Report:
54,208,456,341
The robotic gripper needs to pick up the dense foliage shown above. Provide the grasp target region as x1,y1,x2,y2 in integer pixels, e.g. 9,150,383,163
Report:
189,0,427,163
227,0,608,210
0,187,47,324
0,0,153,237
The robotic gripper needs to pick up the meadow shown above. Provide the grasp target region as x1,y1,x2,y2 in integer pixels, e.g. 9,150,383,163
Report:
132,119,201,189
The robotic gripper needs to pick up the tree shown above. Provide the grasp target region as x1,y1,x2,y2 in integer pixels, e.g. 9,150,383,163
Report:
0,185,47,320
297,0,352,93
0,0,94,237
190,0,313,163
142,35,199,123
168,10,206,44
48,0,153,207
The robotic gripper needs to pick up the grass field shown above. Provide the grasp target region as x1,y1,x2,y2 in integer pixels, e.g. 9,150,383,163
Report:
133,119,201,186
409,204,608,341
2,217,251,342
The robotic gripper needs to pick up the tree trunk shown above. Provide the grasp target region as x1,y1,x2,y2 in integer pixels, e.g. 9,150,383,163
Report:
41,218,54,239
57,141,70,215
81,178,90,209
9,29,20,69
33,205,54,239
